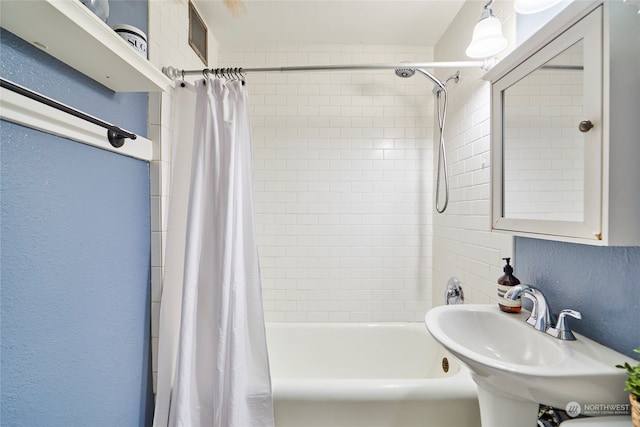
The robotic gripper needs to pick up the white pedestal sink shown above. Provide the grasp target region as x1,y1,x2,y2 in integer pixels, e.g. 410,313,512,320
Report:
425,304,635,427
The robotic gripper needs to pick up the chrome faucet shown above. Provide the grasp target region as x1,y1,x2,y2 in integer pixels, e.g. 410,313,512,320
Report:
504,284,582,340
504,284,553,332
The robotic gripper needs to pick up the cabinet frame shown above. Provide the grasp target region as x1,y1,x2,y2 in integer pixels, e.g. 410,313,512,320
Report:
490,6,603,242
485,1,640,246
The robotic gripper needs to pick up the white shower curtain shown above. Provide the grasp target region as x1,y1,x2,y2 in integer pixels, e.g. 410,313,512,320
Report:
153,78,275,427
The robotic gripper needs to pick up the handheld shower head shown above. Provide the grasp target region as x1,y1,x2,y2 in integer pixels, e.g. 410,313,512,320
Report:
392,65,461,214
395,67,447,94
415,68,446,93
395,68,415,78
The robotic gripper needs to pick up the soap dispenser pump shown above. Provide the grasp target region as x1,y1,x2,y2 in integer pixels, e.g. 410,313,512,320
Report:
497,257,521,313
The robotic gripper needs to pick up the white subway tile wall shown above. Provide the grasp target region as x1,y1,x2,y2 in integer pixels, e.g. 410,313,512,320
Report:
220,44,437,322
431,0,515,306
148,0,522,393
148,0,220,392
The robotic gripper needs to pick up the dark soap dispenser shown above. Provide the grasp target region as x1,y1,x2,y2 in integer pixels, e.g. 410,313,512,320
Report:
497,257,521,313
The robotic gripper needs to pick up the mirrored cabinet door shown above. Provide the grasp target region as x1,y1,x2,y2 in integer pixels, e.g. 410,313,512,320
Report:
503,39,586,222
490,6,603,242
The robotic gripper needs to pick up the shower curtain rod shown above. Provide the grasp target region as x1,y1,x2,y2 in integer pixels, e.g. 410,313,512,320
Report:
162,60,492,80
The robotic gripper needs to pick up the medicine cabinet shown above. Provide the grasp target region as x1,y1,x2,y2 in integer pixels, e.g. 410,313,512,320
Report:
484,1,640,246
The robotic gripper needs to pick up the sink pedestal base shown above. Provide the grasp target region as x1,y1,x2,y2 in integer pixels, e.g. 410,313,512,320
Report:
476,382,539,427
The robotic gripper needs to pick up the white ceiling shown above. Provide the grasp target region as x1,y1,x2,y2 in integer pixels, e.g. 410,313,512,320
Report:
195,0,466,46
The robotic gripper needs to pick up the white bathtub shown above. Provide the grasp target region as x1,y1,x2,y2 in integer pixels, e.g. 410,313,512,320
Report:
266,322,480,427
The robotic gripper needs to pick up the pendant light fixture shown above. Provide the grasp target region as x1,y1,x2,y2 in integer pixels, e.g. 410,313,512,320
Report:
466,0,508,59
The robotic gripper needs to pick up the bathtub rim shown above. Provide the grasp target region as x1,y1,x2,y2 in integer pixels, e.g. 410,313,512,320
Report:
273,370,478,401
266,321,478,402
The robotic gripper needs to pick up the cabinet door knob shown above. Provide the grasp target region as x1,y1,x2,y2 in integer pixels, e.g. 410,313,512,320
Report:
579,120,594,133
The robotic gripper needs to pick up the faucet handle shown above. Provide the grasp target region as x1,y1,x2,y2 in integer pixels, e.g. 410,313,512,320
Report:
547,309,582,340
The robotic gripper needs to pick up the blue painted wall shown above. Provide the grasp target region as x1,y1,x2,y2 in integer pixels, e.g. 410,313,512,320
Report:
0,1,153,425
1,123,152,426
515,237,640,360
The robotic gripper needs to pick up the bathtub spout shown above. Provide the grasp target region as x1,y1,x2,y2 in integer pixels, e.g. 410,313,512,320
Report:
445,277,464,305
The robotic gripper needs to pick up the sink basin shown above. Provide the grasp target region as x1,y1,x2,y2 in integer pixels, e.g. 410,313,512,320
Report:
425,304,635,426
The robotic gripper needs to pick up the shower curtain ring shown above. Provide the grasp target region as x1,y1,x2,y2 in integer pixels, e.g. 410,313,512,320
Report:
202,68,210,86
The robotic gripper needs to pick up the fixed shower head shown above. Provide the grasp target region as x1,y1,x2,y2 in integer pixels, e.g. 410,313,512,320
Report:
395,68,416,78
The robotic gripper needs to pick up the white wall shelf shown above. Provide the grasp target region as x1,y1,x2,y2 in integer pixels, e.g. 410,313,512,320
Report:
1,0,173,92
